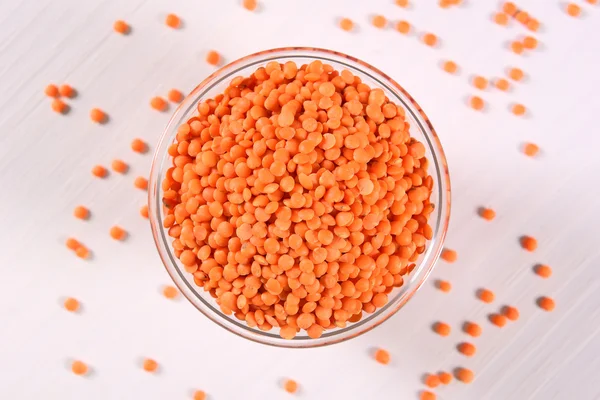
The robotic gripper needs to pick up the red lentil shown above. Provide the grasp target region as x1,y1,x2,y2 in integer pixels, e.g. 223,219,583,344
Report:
52,99,68,114
521,236,537,251
509,67,524,81
111,159,128,174
160,60,434,339
193,390,207,400
64,297,80,312
511,41,524,54
494,12,509,25
339,18,354,31
424,374,440,388
59,84,75,98
168,89,183,103
374,348,390,364
396,0,409,7
131,138,148,153
479,207,495,220
502,2,517,15
71,360,88,375
433,322,451,336
243,0,257,11
502,305,519,321
420,391,436,400
113,20,130,34
110,225,127,240
463,321,482,337
134,176,148,190
75,246,90,259
66,237,81,251
523,143,539,157
438,371,452,384
495,78,510,91
534,264,552,278
73,206,89,220
469,96,484,111
455,367,474,383
477,288,495,303
566,3,581,17
489,313,507,327
472,76,488,90
441,248,457,263
372,15,387,29
90,108,106,123
163,285,179,299
526,19,540,31
523,36,538,49
422,33,438,47
165,14,181,28
45,84,59,97
284,379,298,393
537,296,555,311
143,358,158,372
435,280,451,292
140,205,149,219
442,61,457,74
92,165,108,178
457,342,476,356
206,50,221,66
512,103,526,116
151,96,168,112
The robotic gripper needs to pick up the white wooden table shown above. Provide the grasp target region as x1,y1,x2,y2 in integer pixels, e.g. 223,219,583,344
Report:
1,0,600,399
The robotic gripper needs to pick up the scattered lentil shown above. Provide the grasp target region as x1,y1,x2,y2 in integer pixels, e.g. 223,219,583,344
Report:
523,143,539,157
134,176,148,190
534,264,552,278
438,371,452,384
111,159,128,173
395,20,411,34
165,14,181,28
71,360,88,376
508,67,524,81
59,84,75,98
424,374,441,388
502,305,519,321
494,12,509,25
372,15,387,28
143,358,158,372
243,0,257,11
511,41,524,54
52,99,68,114
477,288,495,303
113,20,130,34
479,207,496,220
433,322,451,336
457,342,476,356
131,138,148,153
90,108,107,123
168,89,184,103
339,18,354,31
374,348,391,364
537,296,555,311
110,225,127,240
502,2,517,15
523,36,538,49
521,236,537,251
442,61,457,74
140,205,149,219
512,103,526,116
151,96,168,112
441,248,457,262
45,84,59,97
284,379,298,393
73,206,89,220
566,3,581,17
489,313,507,327
396,0,409,7
494,78,510,91
463,321,482,337
472,76,488,90
455,367,474,383
420,391,436,400
163,285,179,299
193,390,207,400
435,280,452,292
422,33,438,47
206,50,221,66
469,96,484,111
64,297,80,312
92,165,108,178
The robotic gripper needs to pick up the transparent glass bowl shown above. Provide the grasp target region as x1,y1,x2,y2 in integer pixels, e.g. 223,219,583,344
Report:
148,47,451,348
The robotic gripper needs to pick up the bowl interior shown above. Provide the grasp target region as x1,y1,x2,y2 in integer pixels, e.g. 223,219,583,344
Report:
149,48,450,348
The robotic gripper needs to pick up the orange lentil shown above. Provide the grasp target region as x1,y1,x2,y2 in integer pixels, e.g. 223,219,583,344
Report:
396,0,409,7
71,360,88,376
243,0,257,11
495,78,510,91
64,297,80,312
73,206,89,220
143,358,158,372
193,390,207,400
586,0,598,3
206,50,221,66
372,15,387,29
420,391,436,400
438,371,452,384
433,321,451,336
463,321,482,337
340,18,354,31
113,20,129,34
502,305,519,321
422,33,438,47
472,76,488,90
168,89,184,103
512,103,526,116
284,379,298,393
131,138,148,153
75,246,90,259
521,235,537,251
537,296,555,311
457,342,476,356
455,367,474,383
51,99,68,114
515,11,529,23
489,313,507,327
511,41,524,54
463,322,482,337
66,237,81,251
435,280,451,292
534,264,552,278
395,20,411,34
111,159,128,173
45,84,59,97
502,2,517,15
477,288,495,303
523,36,538,49
494,12,509,25
374,348,390,364
140,205,149,219
160,60,434,339
165,13,181,28
92,165,108,178
134,176,148,190
509,67,524,81
479,207,496,220
424,374,441,388
469,96,484,111
163,285,179,299
442,60,457,74
523,142,539,157
441,248,457,263
151,96,168,112
110,225,127,240
566,3,581,17
59,84,75,98
90,108,106,123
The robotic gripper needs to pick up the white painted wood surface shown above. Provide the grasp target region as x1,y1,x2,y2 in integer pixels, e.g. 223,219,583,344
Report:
1,0,600,399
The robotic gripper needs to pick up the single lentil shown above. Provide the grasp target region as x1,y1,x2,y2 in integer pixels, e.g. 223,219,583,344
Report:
537,296,555,311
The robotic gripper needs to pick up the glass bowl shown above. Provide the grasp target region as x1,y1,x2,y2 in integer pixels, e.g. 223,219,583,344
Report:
148,47,451,348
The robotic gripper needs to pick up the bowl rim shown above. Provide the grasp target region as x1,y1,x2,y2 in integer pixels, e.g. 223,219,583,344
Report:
148,46,451,348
